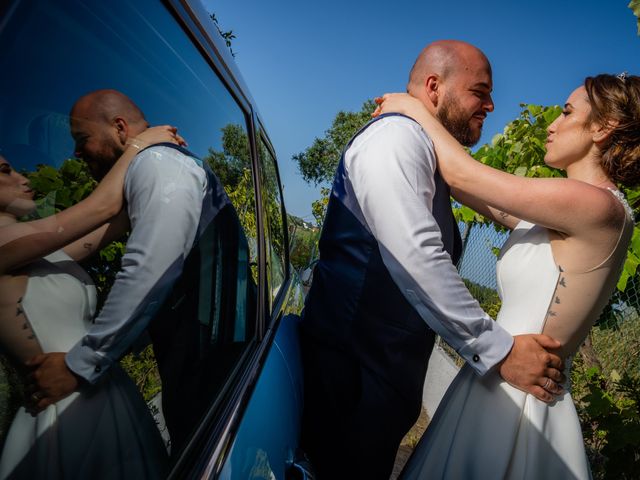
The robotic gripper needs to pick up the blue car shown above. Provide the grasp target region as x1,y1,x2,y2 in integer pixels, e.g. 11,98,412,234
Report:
0,0,309,478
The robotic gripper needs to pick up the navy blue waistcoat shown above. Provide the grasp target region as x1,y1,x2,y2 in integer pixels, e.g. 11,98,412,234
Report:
302,114,462,403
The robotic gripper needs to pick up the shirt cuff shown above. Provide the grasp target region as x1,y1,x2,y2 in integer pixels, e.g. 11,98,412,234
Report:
457,325,514,376
65,344,113,384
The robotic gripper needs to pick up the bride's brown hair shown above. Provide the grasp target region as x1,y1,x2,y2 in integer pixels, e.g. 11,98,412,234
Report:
585,73,640,187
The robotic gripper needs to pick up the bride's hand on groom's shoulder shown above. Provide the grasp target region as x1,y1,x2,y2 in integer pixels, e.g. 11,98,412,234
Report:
24,352,79,415
498,334,566,403
372,93,426,119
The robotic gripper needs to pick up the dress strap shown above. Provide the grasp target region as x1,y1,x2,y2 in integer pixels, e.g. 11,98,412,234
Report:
578,188,634,273
606,187,634,219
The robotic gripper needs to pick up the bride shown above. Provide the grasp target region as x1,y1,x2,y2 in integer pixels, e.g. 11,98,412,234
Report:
0,125,183,478
375,73,639,479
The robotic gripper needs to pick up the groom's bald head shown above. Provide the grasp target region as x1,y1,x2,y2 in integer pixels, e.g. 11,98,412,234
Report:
406,40,494,146
408,40,491,97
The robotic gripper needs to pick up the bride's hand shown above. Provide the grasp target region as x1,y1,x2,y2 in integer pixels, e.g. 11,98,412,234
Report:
128,125,187,151
372,93,430,120
87,125,187,219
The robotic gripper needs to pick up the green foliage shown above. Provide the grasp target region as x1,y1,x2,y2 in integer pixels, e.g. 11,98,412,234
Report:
289,221,319,271
0,358,23,446
293,100,376,186
119,344,162,403
26,158,96,217
453,204,483,225
572,362,640,479
206,124,251,189
473,104,562,178
630,0,640,35
291,100,377,227
312,186,331,227
204,124,257,242
456,104,563,230
258,140,287,279
438,280,503,367
615,217,640,293
25,159,126,303
26,161,151,396
592,309,640,377
462,279,501,320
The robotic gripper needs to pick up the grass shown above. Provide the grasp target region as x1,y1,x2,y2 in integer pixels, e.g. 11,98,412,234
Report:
390,407,430,479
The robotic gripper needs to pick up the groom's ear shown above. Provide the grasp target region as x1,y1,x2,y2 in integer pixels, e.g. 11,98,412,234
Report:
113,116,130,146
425,74,440,107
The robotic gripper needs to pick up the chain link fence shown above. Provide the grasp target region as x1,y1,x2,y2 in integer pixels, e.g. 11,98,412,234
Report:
437,222,640,380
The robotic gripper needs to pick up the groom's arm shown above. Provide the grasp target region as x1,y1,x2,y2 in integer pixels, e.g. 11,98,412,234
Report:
65,146,206,383
346,116,513,375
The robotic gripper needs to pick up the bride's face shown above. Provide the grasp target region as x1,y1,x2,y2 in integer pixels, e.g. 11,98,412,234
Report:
0,156,36,218
544,86,596,170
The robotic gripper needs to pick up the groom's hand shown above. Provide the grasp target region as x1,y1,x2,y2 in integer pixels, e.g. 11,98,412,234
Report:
498,334,565,403
25,353,79,414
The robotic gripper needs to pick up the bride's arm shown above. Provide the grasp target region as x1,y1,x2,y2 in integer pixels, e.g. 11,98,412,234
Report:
375,94,613,235
451,187,522,230
0,125,183,274
62,210,130,262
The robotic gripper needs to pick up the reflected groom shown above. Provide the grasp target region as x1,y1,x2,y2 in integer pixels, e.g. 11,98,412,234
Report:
300,40,564,479
28,89,222,455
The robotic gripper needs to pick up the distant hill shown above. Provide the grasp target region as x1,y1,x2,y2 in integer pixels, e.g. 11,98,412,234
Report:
287,214,316,230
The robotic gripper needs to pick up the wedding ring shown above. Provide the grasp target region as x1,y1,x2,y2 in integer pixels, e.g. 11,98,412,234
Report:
542,378,552,390
30,392,42,403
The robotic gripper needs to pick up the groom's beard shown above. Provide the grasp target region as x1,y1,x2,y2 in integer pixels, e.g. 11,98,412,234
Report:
437,95,482,147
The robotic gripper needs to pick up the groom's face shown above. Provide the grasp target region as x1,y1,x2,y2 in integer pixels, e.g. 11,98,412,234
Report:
436,60,494,147
70,103,126,181
70,117,124,180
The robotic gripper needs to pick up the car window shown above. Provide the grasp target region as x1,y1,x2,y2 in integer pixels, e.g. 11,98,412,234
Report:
0,0,259,471
257,135,287,310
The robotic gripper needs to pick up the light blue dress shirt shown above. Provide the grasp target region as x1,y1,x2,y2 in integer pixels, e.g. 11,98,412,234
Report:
345,116,513,375
66,145,207,383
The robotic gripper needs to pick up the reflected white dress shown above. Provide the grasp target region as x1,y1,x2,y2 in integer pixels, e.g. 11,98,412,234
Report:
0,251,167,479
401,192,633,480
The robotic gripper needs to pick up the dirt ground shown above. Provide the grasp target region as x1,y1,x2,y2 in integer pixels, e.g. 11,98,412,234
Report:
389,407,430,479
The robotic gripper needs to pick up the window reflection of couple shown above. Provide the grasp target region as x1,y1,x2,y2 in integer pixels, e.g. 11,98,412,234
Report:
0,90,202,478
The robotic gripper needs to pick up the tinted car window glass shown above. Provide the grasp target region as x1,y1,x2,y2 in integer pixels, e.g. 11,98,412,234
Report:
257,137,287,308
0,0,258,469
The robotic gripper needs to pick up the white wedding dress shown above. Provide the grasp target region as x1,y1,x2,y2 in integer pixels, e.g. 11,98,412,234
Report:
400,190,633,480
0,250,168,479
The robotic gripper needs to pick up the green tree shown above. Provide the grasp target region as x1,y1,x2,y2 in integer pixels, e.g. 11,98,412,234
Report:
206,123,251,190
293,100,376,225
293,100,376,186
630,0,640,35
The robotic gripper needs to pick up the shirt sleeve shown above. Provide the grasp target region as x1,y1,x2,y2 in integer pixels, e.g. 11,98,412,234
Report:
66,145,206,383
346,116,513,375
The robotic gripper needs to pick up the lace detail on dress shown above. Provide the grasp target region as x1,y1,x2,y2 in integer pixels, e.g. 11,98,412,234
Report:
607,187,634,219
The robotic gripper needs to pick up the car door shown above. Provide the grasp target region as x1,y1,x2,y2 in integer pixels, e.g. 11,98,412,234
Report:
0,0,305,477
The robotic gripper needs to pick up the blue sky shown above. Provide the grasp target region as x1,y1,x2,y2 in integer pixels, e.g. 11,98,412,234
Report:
203,0,639,223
